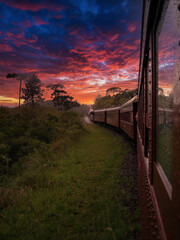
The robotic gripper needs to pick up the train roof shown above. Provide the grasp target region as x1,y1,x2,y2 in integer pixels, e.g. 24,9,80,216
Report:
119,95,138,109
88,109,94,114
93,108,106,113
106,106,121,111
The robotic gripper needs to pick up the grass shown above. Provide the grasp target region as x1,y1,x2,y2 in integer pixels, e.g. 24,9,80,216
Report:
0,123,140,240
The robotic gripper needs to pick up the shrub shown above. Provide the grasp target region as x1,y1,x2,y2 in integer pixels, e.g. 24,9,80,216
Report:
0,106,84,177
9,137,41,162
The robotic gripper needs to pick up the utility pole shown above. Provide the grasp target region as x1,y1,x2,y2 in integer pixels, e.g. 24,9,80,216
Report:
6,72,36,108
19,78,22,108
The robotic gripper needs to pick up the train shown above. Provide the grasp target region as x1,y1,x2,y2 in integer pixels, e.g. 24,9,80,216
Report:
89,0,180,239
89,96,137,139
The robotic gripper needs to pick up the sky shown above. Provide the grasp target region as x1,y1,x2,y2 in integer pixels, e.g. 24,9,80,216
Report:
158,0,180,97
0,0,142,107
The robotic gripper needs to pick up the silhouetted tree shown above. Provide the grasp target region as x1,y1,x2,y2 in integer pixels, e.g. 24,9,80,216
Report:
106,87,121,96
94,94,101,104
21,74,44,106
46,84,79,111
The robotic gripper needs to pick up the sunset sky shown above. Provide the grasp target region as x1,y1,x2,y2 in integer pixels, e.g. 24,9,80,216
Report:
0,0,142,106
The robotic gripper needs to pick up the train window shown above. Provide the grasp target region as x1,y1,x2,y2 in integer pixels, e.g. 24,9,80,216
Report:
139,83,145,144
157,0,179,183
144,65,149,157
148,39,152,113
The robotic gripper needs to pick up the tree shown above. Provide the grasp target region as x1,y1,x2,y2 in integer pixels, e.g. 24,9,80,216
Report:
158,87,173,108
106,87,121,96
93,88,138,109
21,74,44,106
94,94,101,104
46,84,79,111
93,95,114,109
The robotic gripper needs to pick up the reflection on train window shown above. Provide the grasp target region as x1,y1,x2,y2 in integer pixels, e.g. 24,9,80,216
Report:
157,0,179,183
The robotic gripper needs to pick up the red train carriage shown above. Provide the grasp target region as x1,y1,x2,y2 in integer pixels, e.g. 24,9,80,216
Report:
92,96,137,138
137,0,180,239
106,107,120,128
93,109,106,123
120,96,137,139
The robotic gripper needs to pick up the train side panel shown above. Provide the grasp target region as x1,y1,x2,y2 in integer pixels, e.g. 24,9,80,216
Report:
106,109,119,127
120,97,137,139
94,110,106,123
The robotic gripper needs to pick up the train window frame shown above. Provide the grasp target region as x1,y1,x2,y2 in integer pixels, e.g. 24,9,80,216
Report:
147,36,153,181
144,58,149,158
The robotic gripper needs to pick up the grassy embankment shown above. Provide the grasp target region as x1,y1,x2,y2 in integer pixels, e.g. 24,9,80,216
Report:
0,106,140,240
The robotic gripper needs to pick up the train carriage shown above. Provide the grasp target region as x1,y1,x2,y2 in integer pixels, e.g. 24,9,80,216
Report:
93,109,106,123
120,96,137,139
106,107,120,128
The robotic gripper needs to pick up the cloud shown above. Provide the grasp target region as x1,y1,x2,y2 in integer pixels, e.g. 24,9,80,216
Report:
0,43,13,52
0,0,142,105
0,0,64,12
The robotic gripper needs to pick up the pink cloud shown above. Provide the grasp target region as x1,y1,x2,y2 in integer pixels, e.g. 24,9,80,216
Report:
0,44,13,52
0,1,64,12
33,16,48,25
127,22,137,33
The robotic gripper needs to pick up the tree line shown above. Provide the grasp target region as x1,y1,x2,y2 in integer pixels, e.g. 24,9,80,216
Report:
6,73,79,111
93,87,138,110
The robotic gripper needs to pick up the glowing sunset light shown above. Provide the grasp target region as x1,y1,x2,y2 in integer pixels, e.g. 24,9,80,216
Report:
0,0,142,107
0,96,18,107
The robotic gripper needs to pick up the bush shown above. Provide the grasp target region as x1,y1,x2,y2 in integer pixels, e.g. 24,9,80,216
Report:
0,106,84,177
0,143,11,175
10,137,42,162
0,132,11,175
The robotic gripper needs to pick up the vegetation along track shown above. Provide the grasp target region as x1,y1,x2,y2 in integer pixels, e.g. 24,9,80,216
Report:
0,122,140,240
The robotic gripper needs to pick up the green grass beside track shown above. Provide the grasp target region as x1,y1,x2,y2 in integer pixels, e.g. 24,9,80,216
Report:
0,124,140,240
